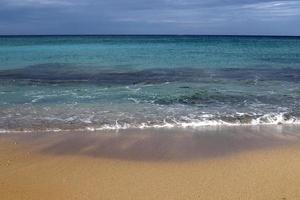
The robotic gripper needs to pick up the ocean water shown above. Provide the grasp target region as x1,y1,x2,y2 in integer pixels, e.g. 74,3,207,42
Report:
1,35,300,132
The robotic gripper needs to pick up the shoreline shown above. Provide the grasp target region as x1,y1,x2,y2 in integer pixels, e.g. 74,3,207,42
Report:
1,127,300,199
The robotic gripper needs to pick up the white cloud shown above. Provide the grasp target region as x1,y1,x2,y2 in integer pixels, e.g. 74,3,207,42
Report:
241,1,300,17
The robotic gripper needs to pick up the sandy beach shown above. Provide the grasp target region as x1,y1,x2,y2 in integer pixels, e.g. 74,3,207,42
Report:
0,126,300,200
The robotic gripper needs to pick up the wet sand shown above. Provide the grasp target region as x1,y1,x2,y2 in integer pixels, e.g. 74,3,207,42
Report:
0,126,300,199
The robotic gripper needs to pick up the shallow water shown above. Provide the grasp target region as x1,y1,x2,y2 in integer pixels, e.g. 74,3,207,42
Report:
1,35,300,132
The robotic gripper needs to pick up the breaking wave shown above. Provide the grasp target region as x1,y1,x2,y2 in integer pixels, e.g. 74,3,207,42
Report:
0,112,299,133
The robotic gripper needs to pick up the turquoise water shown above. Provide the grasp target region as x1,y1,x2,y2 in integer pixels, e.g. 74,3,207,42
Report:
1,35,300,132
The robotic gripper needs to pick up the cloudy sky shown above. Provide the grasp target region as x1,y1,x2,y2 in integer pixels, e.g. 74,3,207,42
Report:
0,0,300,35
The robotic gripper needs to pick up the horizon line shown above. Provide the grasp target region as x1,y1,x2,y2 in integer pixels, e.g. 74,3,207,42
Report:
0,34,300,37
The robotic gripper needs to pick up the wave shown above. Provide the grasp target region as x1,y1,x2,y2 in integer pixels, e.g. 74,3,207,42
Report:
1,112,299,133
80,113,300,130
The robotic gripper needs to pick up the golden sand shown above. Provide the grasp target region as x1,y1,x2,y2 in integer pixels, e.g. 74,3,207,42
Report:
0,132,300,200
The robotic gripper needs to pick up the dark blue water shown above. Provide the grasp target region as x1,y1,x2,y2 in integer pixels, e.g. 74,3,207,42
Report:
1,35,300,132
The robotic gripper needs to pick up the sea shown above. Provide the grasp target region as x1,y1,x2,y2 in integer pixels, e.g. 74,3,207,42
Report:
1,35,300,133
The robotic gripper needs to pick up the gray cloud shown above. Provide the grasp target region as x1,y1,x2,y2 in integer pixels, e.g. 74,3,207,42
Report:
0,0,299,35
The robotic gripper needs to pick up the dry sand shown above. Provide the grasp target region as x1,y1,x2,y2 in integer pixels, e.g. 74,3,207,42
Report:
0,127,300,200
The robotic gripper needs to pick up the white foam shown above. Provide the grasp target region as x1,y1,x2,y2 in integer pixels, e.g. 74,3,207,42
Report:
128,98,140,104
0,112,299,133
83,112,300,131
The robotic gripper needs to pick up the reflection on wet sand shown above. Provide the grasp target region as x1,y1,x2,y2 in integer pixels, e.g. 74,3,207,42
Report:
2,125,300,161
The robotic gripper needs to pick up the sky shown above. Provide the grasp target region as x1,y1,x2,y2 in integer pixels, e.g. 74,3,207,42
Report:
0,0,300,35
